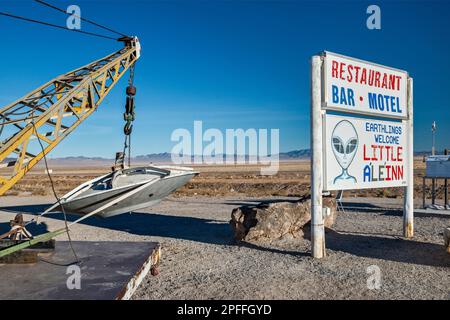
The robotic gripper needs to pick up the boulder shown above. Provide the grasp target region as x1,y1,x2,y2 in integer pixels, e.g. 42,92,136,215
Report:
230,196,337,242
444,227,450,253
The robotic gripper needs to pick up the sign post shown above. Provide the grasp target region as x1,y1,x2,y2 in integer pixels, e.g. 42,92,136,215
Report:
404,78,414,238
310,51,414,258
311,55,325,258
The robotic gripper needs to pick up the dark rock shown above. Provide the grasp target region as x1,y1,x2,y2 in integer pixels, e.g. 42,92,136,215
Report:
444,227,450,253
230,196,337,241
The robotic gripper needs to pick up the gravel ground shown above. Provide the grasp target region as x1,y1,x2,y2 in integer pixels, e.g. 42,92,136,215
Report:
0,195,449,300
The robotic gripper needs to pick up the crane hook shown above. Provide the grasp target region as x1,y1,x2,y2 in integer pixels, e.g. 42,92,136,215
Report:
121,64,137,168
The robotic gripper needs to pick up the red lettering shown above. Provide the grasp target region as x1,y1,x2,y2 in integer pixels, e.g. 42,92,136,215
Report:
396,75,401,91
339,62,346,80
381,73,387,89
389,74,396,90
398,165,404,180
397,146,403,161
363,144,370,160
368,70,374,86
332,60,339,78
347,65,353,82
385,146,391,161
375,71,381,87
386,165,392,180
371,145,378,161
354,66,361,83
360,68,367,85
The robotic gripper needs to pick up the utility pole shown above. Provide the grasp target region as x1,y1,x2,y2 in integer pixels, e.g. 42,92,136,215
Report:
431,121,437,205
431,121,436,155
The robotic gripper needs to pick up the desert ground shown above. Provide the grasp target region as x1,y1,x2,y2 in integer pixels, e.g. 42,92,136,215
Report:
0,160,449,299
1,159,448,200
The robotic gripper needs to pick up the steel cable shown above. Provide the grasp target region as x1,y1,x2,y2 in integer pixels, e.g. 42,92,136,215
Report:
31,121,81,265
34,0,128,37
0,12,117,40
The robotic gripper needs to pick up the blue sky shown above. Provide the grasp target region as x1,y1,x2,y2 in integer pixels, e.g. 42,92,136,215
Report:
1,0,449,157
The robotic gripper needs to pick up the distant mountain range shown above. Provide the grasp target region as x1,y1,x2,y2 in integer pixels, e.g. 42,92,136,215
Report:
135,149,314,161
1,149,434,167
42,149,313,166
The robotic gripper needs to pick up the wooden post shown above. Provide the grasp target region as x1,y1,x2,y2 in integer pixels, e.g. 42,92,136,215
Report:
403,77,414,238
422,177,426,209
311,55,325,258
432,178,436,205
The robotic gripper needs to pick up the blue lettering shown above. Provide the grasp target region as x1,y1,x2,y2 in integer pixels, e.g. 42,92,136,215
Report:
368,93,377,110
363,165,371,182
340,87,347,105
348,88,355,106
384,95,391,112
333,86,356,107
390,96,396,112
367,92,404,114
377,94,385,111
332,85,339,103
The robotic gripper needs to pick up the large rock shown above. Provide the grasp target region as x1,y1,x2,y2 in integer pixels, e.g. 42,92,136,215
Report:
230,196,337,241
444,227,450,253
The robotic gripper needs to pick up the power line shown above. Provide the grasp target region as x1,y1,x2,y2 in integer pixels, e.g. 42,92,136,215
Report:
34,0,128,37
0,11,118,40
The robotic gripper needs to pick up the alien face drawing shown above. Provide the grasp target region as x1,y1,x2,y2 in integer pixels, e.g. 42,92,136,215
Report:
331,120,358,184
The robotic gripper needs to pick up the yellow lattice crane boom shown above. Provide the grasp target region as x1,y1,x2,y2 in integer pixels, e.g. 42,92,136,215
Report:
0,37,141,196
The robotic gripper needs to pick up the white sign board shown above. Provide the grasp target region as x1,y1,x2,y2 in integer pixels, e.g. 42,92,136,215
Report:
323,52,408,119
309,52,414,258
324,114,408,191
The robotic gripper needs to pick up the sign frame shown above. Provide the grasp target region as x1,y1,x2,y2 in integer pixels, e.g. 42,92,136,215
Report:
310,52,414,259
322,113,408,191
321,51,409,120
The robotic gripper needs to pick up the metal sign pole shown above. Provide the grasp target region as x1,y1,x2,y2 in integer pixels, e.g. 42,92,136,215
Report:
403,77,414,238
311,55,325,258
